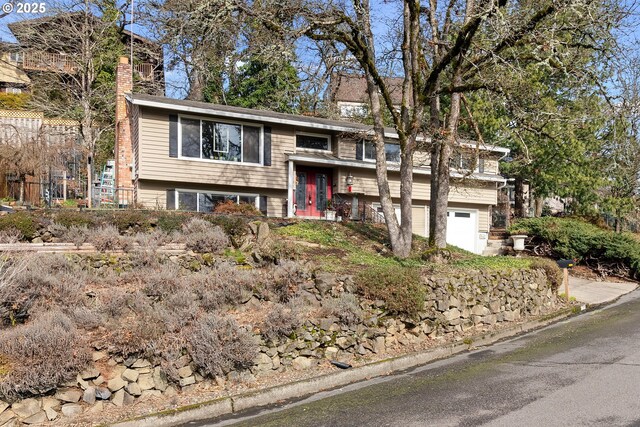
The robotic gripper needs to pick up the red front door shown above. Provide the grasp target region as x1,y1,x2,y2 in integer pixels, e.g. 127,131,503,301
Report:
295,168,332,217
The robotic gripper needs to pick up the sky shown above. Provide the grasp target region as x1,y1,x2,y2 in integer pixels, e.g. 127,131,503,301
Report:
1,1,639,100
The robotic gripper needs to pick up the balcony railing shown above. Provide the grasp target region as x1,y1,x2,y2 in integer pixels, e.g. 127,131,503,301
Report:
22,51,76,73
20,51,155,82
134,63,154,81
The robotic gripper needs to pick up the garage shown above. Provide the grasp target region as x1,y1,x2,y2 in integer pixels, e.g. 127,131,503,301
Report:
446,209,478,253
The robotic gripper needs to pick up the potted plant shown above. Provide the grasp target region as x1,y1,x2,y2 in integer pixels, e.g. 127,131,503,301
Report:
325,199,336,221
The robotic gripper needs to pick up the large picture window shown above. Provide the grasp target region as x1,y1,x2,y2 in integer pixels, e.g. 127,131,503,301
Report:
363,141,401,163
180,116,262,164
177,190,258,213
296,133,330,151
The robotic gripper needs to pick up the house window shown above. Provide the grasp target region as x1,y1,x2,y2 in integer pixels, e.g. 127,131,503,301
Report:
450,152,484,173
363,141,401,163
296,133,330,151
177,190,258,212
179,116,262,164
5,87,22,94
9,52,22,63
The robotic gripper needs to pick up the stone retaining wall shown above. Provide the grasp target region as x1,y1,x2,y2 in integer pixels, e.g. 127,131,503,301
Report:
0,268,560,425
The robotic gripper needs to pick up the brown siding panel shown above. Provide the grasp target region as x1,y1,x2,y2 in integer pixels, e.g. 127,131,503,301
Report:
138,108,293,190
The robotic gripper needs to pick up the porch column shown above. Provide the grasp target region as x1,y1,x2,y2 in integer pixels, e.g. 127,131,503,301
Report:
287,160,295,218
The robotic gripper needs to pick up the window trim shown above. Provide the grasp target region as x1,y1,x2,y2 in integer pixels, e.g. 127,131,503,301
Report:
361,140,401,164
175,189,260,212
451,152,483,173
295,131,332,152
177,114,264,166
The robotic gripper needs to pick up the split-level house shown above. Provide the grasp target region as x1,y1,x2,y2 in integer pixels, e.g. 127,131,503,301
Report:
115,59,509,254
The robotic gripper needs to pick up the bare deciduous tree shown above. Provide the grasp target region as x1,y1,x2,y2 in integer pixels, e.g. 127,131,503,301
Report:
240,0,624,257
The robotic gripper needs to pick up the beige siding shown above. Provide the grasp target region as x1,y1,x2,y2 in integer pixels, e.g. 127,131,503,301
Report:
136,180,287,217
137,108,293,190
336,168,495,204
338,139,357,160
483,158,499,174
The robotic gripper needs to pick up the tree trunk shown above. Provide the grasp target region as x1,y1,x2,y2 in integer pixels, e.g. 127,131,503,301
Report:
534,196,543,217
514,178,526,218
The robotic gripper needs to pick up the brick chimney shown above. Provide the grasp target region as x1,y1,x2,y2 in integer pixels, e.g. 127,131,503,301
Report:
115,56,133,190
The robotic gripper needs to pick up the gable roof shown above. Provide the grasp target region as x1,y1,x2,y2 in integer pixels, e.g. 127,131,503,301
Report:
127,93,509,154
329,73,406,105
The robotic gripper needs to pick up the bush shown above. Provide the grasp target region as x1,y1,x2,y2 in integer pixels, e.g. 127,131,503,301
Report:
157,212,189,233
213,200,263,216
261,302,302,342
356,265,425,318
0,310,90,402
0,213,37,241
322,293,362,326
0,254,85,325
54,211,94,229
62,225,89,249
88,225,124,252
267,261,308,302
529,258,564,290
191,262,257,309
187,314,257,377
205,215,248,239
0,229,22,244
180,217,229,253
512,217,640,278
107,210,151,233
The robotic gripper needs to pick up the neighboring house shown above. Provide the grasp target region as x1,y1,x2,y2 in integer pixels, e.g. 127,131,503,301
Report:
116,59,509,254
327,73,406,118
0,13,164,95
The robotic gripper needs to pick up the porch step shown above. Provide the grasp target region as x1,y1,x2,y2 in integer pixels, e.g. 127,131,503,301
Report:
489,228,509,240
482,238,510,257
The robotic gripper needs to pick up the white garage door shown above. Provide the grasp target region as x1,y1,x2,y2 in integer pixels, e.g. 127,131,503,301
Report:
446,210,477,253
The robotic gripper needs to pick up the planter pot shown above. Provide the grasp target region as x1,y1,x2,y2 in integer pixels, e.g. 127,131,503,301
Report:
511,235,527,251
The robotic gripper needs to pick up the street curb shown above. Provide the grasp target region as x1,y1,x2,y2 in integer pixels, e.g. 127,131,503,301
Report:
110,307,574,427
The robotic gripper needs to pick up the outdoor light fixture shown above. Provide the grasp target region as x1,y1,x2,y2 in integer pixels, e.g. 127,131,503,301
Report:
346,172,354,192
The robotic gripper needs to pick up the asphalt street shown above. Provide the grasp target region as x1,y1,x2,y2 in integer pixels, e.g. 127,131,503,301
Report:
195,291,640,427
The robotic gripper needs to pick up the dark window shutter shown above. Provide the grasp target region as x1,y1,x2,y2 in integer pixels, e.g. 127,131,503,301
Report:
356,140,363,160
169,115,178,158
259,196,267,216
166,189,176,210
263,126,272,166
478,158,485,173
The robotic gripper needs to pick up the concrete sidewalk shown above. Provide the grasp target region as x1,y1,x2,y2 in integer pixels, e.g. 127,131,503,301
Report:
565,275,637,305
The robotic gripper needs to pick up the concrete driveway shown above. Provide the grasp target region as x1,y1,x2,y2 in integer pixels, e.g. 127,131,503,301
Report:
566,275,637,305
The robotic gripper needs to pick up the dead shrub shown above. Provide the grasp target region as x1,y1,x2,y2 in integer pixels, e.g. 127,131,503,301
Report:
108,292,169,357
62,225,89,249
260,302,303,342
321,293,362,326
180,217,230,253
193,262,258,309
0,310,90,402
88,225,124,252
0,228,22,244
267,260,309,302
0,254,84,325
187,313,257,377
132,229,168,265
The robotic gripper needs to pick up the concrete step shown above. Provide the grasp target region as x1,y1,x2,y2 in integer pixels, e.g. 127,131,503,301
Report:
486,239,509,248
482,247,503,257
